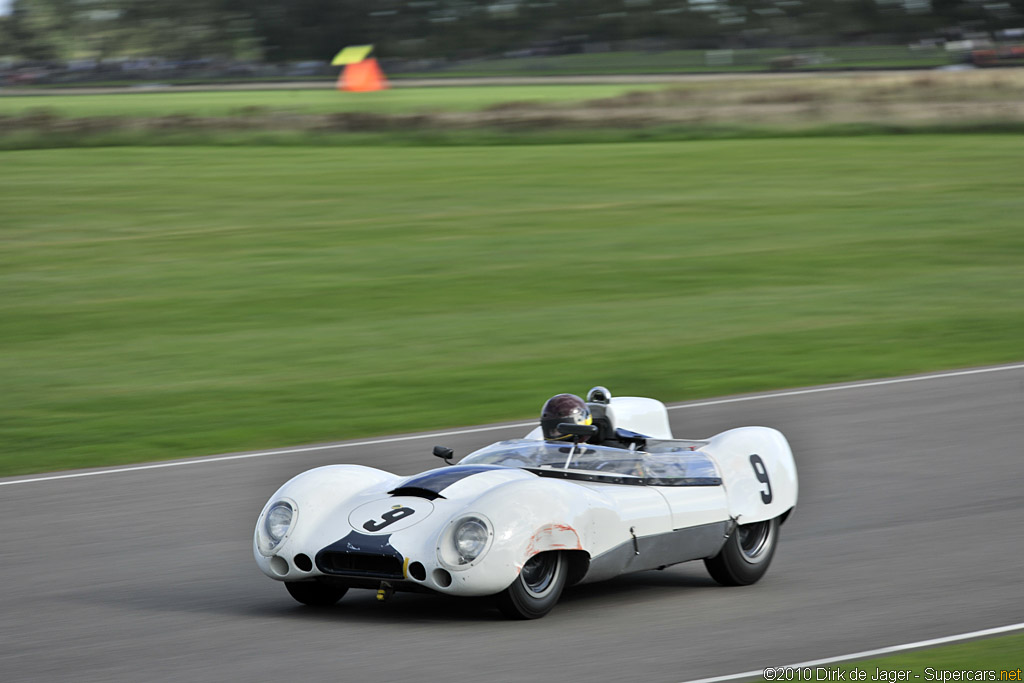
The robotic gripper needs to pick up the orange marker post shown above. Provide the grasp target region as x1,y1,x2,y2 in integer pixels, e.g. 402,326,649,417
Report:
337,58,388,92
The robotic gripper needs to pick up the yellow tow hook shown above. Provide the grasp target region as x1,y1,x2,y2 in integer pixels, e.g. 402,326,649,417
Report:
376,581,394,602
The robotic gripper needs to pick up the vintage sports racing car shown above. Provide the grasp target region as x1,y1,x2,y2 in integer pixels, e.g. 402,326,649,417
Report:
254,387,798,618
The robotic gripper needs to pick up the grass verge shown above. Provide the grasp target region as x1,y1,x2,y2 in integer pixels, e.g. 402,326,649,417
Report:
0,85,671,117
3,121,1024,152
756,632,1024,682
4,73,1024,150
2,137,1023,476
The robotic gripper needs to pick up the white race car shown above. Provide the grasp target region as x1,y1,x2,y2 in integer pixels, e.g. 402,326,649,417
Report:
254,388,798,619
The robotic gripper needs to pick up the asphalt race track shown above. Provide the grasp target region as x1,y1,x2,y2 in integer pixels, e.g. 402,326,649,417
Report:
2,365,1022,683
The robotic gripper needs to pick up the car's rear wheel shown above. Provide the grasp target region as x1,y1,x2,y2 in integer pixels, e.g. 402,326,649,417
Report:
704,517,779,586
497,551,567,619
285,580,348,607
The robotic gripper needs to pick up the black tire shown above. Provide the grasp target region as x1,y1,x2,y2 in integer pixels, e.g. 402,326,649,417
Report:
704,517,779,586
285,581,348,607
497,551,567,620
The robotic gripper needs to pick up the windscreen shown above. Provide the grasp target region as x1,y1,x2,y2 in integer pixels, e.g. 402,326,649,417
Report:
459,439,720,485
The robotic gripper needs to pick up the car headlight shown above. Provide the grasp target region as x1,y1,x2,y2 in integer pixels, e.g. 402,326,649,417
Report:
265,501,294,548
453,517,489,564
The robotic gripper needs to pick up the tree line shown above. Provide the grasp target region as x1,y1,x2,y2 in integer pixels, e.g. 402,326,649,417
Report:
2,0,1022,63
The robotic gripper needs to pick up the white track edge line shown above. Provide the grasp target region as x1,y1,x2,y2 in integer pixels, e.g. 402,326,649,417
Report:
677,621,1024,683
3,362,1023,487
666,363,1024,410
0,422,536,487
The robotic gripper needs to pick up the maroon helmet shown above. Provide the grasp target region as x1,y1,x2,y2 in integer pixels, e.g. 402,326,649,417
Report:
540,394,592,441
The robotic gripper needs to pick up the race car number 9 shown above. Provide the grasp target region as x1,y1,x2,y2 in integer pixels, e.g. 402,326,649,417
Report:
749,454,773,504
363,507,415,532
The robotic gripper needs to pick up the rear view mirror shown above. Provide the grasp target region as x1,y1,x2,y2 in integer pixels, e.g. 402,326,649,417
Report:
432,445,454,465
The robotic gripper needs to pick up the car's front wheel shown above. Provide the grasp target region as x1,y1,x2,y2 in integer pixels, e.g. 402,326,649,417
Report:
497,551,567,619
285,580,348,607
704,517,779,586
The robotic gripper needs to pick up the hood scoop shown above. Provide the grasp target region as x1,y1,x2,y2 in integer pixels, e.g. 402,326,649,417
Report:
388,486,445,501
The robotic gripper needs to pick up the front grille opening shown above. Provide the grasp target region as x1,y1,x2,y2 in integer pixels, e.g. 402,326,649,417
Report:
317,551,404,579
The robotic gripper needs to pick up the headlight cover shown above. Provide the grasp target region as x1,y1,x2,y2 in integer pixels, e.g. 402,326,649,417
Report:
266,502,294,544
454,518,489,563
256,499,296,556
439,515,493,569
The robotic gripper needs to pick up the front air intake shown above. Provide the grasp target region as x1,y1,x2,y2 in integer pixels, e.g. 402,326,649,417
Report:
316,551,405,579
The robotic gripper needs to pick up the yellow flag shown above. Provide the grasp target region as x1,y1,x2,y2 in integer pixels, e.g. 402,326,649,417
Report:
331,45,374,66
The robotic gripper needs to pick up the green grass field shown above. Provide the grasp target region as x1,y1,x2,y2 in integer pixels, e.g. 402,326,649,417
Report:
409,46,952,77
0,84,670,118
2,136,1023,476
757,632,1024,682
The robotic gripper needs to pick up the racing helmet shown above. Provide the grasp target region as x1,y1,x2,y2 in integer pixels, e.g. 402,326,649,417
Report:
540,394,592,441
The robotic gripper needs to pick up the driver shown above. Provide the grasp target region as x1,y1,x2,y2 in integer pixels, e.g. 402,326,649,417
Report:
540,394,593,442
539,393,647,475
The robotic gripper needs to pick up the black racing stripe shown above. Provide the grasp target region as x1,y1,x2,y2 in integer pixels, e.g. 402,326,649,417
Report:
396,465,507,495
